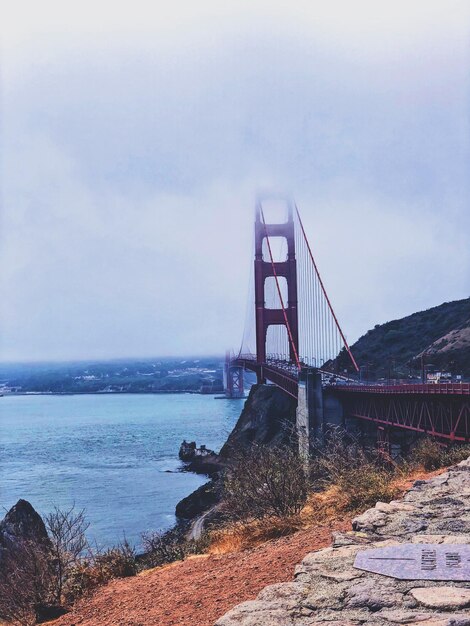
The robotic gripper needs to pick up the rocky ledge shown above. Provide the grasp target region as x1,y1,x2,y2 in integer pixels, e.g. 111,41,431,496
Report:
216,458,470,626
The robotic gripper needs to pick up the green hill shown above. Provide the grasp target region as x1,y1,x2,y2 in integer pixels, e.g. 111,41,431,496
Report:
337,297,470,379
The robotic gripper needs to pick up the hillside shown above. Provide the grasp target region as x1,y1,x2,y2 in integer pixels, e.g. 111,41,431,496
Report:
51,520,349,626
337,297,470,378
49,465,449,626
0,357,224,395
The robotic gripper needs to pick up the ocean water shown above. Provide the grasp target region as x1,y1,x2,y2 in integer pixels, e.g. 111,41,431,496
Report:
0,393,243,549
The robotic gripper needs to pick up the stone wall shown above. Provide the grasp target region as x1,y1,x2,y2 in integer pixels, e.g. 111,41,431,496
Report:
216,458,470,626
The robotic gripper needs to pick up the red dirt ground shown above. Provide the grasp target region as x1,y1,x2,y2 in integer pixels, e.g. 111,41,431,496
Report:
52,519,350,626
53,468,444,626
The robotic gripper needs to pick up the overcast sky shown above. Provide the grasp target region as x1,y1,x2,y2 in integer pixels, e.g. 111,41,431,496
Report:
1,1,469,362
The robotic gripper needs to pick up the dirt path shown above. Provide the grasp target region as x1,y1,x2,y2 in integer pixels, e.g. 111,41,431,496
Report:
187,505,219,541
53,519,349,626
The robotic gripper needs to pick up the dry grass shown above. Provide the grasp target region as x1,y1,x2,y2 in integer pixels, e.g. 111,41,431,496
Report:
409,438,470,471
208,478,392,555
207,458,452,555
209,516,304,554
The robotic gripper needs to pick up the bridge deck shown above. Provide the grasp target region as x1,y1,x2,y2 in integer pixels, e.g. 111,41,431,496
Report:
334,383,470,395
233,358,470,441
235,358,469,397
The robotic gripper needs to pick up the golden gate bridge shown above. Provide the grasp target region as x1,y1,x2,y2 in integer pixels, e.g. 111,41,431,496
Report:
225,197,469,447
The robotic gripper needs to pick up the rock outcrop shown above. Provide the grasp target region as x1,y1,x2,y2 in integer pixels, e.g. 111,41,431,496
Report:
216,458,470,625
219,384,297,457
0,499,50,563
179,440,224,476
175,481,220,520
176,384,297,523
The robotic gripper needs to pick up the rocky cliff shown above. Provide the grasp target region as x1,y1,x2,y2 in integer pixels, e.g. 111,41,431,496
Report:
216,458,470,625
219,384,297,457
176,384,297,522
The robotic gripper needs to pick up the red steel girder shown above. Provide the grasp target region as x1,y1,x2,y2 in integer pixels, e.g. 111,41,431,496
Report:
344,393,470,442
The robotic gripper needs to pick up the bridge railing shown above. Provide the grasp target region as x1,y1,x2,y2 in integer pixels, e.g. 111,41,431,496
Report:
332,382,470,395
234,356,299,398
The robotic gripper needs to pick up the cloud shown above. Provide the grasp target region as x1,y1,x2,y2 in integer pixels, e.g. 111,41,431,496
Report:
1,2,469,361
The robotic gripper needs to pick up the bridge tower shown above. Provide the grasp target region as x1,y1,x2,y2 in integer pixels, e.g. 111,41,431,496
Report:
224,351,245,398
254,202,299,380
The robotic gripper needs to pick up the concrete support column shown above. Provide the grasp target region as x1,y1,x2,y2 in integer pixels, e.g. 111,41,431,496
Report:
296,367,324,462
296,377,309,463
309,369,324,445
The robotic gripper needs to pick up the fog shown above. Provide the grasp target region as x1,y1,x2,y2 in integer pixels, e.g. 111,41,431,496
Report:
1,1,469,361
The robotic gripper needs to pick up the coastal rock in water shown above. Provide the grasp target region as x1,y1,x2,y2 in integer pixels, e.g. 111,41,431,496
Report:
179,440,197,461
179,440,224,476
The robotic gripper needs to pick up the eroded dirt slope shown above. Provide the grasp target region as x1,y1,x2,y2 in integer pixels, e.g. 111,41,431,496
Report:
53,520,349,626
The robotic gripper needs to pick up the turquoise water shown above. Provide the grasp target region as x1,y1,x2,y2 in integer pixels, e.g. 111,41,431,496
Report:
0,393,243,549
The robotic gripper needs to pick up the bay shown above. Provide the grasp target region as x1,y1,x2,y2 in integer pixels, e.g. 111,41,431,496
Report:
0,393,243,549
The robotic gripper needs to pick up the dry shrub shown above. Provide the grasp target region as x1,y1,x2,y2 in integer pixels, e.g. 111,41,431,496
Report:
222,444,308,522
45,505,137,606
301,485,351,521
310,430,401,512
0,504,138,618
335,463,399,511
94,541,136,579
140,528,209,569
0,539,54,626
209,516,303,554
45,504,90,604
141,529,187,568
409,438,470,471
63,541,136,604
62,560,103,604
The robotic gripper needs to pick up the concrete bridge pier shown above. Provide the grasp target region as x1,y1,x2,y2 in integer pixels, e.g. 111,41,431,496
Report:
296,368,345,460
296,368,324,460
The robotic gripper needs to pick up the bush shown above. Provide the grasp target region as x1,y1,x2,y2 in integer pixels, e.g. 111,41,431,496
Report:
45,504,90,604
310,430,400,511
0,504,138,618
62,541,136,604
222,444,308,522
140,528,209,569
0,538,54,626
94,540,137,579
141,528,187,567
409,438,470,471
62,560,103,604
334,464,398,511
209,516,303,554
409,438,445,471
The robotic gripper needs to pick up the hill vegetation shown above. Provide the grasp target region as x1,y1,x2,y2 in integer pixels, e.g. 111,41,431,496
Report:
337,297,470,378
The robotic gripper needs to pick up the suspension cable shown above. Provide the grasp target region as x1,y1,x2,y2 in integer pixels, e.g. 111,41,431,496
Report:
294,204,359,372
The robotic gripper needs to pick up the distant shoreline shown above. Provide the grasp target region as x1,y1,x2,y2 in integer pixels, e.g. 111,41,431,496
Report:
1,390,223,397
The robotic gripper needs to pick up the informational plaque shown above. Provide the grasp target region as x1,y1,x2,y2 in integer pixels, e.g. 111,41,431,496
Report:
354,544,470,581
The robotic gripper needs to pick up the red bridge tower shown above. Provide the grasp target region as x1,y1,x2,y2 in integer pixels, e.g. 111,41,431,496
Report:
254,202,299,375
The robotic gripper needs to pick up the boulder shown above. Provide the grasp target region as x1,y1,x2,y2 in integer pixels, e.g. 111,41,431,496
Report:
0,499,50,557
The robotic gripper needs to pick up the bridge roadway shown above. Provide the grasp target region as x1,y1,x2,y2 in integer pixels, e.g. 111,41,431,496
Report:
233,357,470,443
